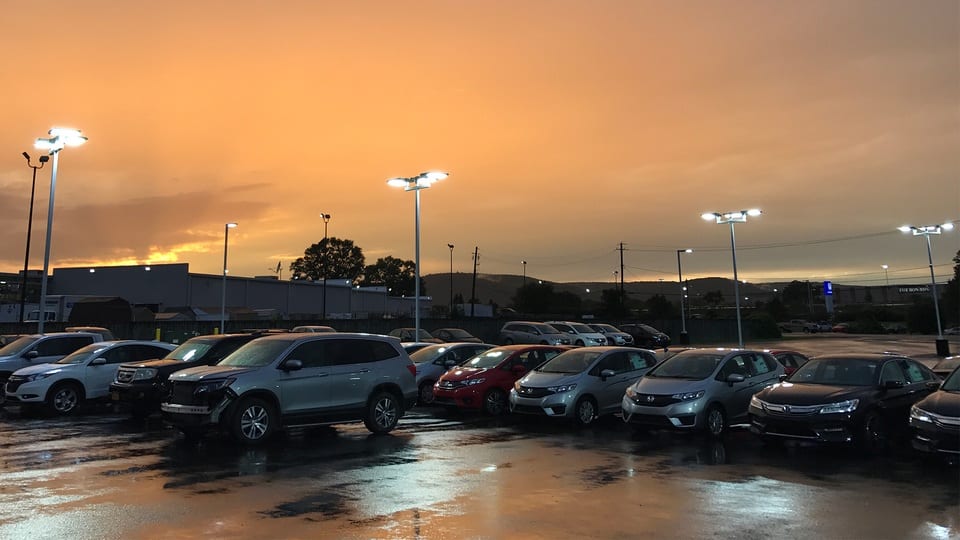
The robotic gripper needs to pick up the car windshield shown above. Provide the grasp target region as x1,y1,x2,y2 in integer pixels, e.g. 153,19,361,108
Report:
443,329,472,339
537,349,602,374
466,350,507,369
942,368,960,392
55,343,109,365
591,324,617,333
647,351,724,379
638,325,660,333
409,345,450,364
218,339,292,368
532,324,558,334
0,336,40,356
571,323,596,333
166,340,216,362
789,358,878,386
934,358,960,373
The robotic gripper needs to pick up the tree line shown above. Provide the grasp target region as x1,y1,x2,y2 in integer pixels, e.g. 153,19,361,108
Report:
288,237,424,297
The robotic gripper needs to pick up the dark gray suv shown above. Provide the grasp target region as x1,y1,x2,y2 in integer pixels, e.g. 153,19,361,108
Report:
161,333,418,443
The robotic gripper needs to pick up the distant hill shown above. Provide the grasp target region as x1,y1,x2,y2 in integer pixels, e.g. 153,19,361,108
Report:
422,273,777,309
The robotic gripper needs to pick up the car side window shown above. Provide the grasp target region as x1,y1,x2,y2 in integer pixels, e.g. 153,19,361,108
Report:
899,360,931,383
624,351,650,371
36,336,93,356
100,346,131,365
370,341,400,362
128,344,170,362
326,339,376,367
592,353,628,375
287,340,327,368
517,351,542,370
879,361,906,384
717,355,749,380
749,353,772,376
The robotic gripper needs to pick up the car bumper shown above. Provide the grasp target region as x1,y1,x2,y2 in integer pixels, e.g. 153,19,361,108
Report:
432,387,484,410
4,381,48,404
160,397,231,428
109,382,165,404
509,389,579,418
748,406,856,443
620,395,705,429
909,418,960,455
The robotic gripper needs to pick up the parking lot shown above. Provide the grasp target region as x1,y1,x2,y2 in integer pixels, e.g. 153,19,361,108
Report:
0,335,957,539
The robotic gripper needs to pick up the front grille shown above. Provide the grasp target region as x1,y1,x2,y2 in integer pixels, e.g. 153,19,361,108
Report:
168,381,202,405
512,404,546,415
761,402,820,416
628,414,674,426
437,380,462,390
631,394,680,407
116,367,137,383
5,376,26,393
761,421,820,438
516,385,554,398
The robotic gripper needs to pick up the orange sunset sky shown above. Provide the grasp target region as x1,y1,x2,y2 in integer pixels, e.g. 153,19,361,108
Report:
1,1,957,287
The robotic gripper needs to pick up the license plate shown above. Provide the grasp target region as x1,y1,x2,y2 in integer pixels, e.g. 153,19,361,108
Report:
111,391,120,401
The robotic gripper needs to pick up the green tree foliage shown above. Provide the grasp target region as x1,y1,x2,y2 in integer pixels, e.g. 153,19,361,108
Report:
362,256,424,297
644,294,676,319
939,249,960,326
599,288,630,318
703,290,725,309
763,297,788,321
512,282,582,315
290,237,365,282
781,280,809,307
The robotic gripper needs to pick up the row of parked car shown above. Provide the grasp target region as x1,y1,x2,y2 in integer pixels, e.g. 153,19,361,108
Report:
0,329,955,462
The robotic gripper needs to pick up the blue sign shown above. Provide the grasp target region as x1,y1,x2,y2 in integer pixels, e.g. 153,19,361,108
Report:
823,281,833,296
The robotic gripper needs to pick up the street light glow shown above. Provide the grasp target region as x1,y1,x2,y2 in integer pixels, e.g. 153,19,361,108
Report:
899,222,953,339
702,208,762,347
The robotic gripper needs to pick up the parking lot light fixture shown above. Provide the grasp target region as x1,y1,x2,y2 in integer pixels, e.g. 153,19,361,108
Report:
320,212,331,319
221,222,238,333
899,222,953,340
701,209,761,347
20,152,48,324
387,171,450,342
33,127,87,334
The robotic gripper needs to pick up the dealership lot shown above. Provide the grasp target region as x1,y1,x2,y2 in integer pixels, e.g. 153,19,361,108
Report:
0,334,956,539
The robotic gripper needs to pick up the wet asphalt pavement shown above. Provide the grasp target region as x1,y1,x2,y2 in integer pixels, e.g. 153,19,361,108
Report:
0,335,957,539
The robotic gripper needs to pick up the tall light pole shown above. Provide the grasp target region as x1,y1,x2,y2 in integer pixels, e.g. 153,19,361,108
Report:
33,128,87,334
677,248,693,343
320,212,331,319
702,209,762,348
522,260,527,286
448,243,455,316
387,171,449,343
19,152,48,323
899,223,953,350
221,222,238,333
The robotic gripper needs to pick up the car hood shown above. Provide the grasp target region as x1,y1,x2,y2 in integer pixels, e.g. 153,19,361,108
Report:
914,390,960,418
442,367,489,381
169,364,255,381
520,370,579,387
120,358,189,370
755,382,870,405
632,376,709,394
14,363,75,376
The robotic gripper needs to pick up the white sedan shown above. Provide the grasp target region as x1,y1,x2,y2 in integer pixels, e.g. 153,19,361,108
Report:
5,340,175,415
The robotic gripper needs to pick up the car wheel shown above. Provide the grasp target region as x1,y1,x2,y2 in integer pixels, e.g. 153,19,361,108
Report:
574,397,597,426
575,340,584,347
418,381,435,405
231,397,276,444
47,382,82,415
858,411,888,453
0,377,7,406
704,405,726,437
483,388,508,416
364,391,400,434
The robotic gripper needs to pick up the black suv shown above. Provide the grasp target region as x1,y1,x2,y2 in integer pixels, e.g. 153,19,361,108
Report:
618,323,671,349
110,333,264,417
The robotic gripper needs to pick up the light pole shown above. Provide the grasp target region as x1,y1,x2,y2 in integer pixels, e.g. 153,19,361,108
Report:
522,260,527,287
677,248,693,343
33,128,87,334
19,152,48,323
702,209,762,347
448,243,455,316
899,222,954,352
320,212,331,319
881,264,889,286
221,222,238,333
387,171,449,343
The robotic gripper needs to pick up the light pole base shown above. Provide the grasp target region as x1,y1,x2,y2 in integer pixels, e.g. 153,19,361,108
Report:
935,338,950,357
678,331,690,345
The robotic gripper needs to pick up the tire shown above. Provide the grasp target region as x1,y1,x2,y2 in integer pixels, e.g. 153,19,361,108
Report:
573,397,597,426
704,405,726,437
230,397,276,444
483,388,508,416
47,382,82,415
858,411,888,454
0,377,8,407
575,340,585,347
418,381,435,405
364,391,400,434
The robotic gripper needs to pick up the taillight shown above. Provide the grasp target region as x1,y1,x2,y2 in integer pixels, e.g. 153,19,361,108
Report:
406,363,416,377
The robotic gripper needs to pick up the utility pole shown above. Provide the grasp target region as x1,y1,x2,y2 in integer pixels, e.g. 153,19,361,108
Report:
617,242,626,312
470,247,479,317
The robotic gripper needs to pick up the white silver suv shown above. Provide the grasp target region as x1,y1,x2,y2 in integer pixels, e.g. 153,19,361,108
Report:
161,333,418,444
545,321,607,347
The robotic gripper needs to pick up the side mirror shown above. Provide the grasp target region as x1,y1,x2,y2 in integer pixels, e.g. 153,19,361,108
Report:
444,359,458,369
600,368,615,380
778,373,788,382
282,359,303,372
882,380,904,390
726,373,746,384
24,350,39,359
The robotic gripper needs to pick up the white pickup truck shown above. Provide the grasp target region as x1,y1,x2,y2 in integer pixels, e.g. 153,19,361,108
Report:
778,319,829,333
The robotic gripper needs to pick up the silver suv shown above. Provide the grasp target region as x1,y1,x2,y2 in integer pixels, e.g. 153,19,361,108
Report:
161,333,418,443
499,322,571,346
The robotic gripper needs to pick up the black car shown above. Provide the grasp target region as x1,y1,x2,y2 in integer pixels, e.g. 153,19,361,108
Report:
931,356,959,379
618,323,671,349
749,353,940,451
909,365,960,458
110,332,265,417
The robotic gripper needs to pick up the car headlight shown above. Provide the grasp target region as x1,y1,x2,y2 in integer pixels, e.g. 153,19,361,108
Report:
195,378,235,395
131,368,158,381
25,372,55,382
750,396,762,409
547,383,577,393
671,390,705,402
910,405,933,423
625,385,638,399
818,399,859,414
462,378,485,386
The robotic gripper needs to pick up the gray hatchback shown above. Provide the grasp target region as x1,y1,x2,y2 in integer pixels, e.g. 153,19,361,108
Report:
621,348,784,436
509,346,658,425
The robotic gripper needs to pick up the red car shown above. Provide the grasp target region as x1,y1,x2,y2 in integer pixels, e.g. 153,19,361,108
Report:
432,345,570,415
769,349,810,376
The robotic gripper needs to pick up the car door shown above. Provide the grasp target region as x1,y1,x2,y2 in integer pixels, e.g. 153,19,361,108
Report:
877,360,916,423
589,352,636,415
324,338,385,411
714,354,756,421
87,344,134,399
276,338,334,417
